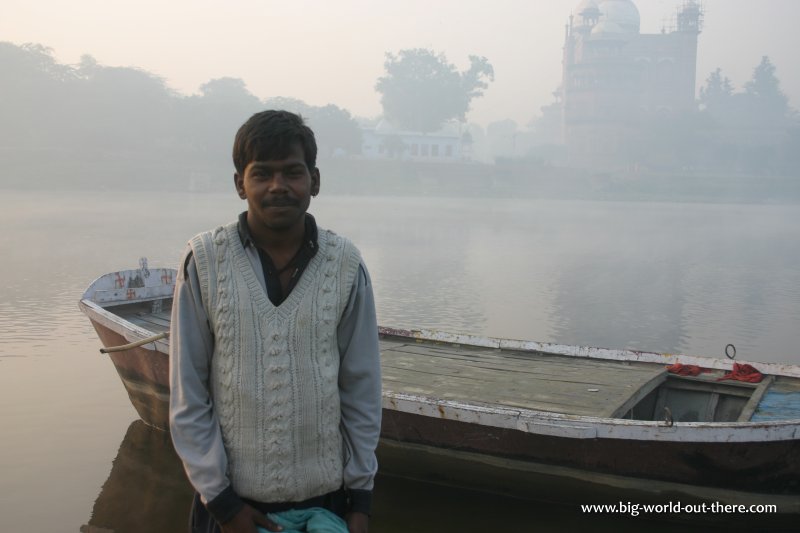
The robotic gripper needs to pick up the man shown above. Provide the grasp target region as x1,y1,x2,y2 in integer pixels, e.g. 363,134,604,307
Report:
169,110,382,533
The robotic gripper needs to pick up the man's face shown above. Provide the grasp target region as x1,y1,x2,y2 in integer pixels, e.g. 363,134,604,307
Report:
234,143,320,234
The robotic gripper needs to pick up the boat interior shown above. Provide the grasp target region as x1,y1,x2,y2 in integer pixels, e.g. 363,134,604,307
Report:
620,373,773,423
623,372,800,423
106,297,174,335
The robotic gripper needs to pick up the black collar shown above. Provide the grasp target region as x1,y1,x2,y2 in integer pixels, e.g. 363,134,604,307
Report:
236,211,319,306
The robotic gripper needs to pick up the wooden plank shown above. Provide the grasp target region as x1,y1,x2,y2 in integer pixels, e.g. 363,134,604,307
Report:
666,372,760,389
379,329,800,379
126,316,170,334
390,341,650,369
381,355,642,391
380,344,663,416
665,378,754,398
738,375,775,422
705,393,720,421
380,348,659,388
752,390,800,421
151,310,173,322
134,314,171,328
382,344,656,377
383,342,663,376
381,371,615,415
606,368,668,418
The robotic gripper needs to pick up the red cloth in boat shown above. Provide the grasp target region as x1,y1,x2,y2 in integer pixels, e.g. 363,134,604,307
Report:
717,362,763,383
666,363,710,377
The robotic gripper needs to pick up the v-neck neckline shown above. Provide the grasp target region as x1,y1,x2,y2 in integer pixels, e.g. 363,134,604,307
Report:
232,225,326,312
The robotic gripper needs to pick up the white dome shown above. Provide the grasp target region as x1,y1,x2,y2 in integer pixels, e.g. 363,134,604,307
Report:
590,18,627,38
597,0,640,34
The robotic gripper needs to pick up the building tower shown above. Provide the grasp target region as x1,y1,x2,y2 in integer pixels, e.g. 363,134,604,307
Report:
561,0,703,169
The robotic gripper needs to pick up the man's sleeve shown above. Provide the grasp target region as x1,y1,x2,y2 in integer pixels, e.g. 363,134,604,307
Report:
337,261,382,516
169,248,244,523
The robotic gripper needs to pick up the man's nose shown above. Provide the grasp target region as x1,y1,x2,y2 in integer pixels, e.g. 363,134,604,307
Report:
268,172,288,191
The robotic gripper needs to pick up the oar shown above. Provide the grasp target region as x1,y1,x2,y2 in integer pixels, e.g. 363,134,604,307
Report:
100,332,169,353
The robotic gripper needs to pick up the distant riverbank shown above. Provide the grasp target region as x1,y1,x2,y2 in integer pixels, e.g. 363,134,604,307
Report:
3,148,799,203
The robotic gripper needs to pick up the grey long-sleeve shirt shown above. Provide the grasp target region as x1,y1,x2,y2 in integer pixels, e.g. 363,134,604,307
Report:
168,222,382,522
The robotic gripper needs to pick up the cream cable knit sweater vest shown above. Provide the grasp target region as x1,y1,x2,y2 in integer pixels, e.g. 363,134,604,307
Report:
190,221,361,502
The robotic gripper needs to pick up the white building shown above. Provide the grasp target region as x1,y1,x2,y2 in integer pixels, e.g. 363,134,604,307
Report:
360,119,465,161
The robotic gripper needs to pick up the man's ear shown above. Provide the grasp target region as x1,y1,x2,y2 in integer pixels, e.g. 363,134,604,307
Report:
311,168,321,197
234,173,246,199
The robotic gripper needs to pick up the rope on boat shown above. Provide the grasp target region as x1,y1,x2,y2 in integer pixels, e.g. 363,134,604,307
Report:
100,332,169,353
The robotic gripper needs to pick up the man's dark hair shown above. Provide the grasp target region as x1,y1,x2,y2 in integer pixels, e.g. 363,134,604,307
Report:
233,110,317,174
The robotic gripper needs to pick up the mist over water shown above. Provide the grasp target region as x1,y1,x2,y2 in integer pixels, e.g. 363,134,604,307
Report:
0,187,798,531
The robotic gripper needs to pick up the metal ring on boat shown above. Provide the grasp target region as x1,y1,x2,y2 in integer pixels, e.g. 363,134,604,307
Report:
725,344,736,360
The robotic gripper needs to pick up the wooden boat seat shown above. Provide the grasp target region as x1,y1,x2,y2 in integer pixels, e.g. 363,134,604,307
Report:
113,305,173,335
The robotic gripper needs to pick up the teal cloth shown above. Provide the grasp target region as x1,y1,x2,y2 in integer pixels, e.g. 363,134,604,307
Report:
257,507,348,533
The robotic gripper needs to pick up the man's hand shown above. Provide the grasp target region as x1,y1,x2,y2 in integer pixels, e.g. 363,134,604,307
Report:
346,511,369,533
221,504,283,533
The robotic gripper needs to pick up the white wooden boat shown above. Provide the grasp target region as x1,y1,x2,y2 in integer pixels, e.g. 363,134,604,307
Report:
80,263,800,504
79,260,173,429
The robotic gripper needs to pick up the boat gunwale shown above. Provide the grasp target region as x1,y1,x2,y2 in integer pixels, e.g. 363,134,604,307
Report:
378,326,800,379
382,390,800,443
79,299,170,354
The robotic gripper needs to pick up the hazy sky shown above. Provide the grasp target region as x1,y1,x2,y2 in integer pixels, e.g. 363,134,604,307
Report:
3,0,799,127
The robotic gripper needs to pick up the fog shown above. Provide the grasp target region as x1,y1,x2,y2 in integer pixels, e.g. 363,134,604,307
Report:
3,0,800,126
2,0,799,201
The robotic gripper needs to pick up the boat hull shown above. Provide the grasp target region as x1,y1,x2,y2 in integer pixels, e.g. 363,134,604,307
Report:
380,408,800,495
89,319,170,430
85,312,800,495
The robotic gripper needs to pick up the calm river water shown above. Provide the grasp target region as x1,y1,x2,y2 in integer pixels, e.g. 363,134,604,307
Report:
1,189,798,532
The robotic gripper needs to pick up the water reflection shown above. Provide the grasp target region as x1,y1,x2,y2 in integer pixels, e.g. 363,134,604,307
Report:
79,422,728,533
82,421,193,533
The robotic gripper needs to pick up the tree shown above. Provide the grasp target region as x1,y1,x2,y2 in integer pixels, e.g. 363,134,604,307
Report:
304,104,362,157
264,98,362,157
0,42,79,147
375,49,494,133
699,68,733,113
744,56,789,121
186,77,263,162
75,64,177,152
263,96,311,116
198,77,262,108
528,100,564,146
0,42,77,84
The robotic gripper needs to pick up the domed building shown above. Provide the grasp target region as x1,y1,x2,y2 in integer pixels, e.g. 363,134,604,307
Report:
597,0,640,34
561,0,703,168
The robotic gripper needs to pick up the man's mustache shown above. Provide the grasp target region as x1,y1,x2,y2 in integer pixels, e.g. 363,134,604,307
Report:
262,197,299,208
